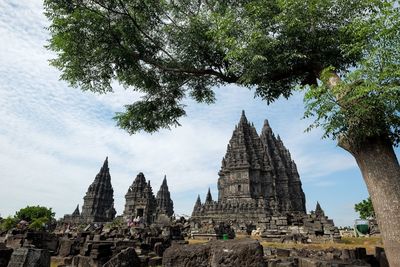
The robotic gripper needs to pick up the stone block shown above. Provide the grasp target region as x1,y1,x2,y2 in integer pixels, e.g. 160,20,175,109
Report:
102,247,140,267
0,243,13,267
148,256,162,266
71,255,98,267
163,239,265,267
163,243,210,267
25,232,59,254
58,239,74,257
355,247,366,259
375,247,389,267
210,239,265,267
276,248,291,257
7,247,50,267
5,236,23,250
153,242,164,257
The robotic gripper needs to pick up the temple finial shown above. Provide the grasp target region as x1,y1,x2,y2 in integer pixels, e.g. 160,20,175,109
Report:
239,110,248,124
315,201,324,217
206,188,213,203
196,194,201,204
72,204,80,216
103,156,109,168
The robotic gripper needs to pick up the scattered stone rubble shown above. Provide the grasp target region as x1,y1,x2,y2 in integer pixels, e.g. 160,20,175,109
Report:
162,238,388,267
0,216,187,267
0,229,389,267
163,239,265,267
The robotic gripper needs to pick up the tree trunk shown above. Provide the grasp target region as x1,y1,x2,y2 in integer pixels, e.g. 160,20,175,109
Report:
339,135,400,266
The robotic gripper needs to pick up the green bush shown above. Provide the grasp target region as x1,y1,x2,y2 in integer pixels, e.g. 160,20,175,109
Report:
15,206,55,223
0,206,55,231
28,217,49,230
0,216,18,231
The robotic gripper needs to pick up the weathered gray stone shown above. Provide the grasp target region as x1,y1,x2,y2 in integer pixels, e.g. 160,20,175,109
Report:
163,242,210,267
7,247,50,267
71,255,97,267
162,239,265,267
25,232,58,255
153,242,164,257
102,247,140,267
0,243,13,267
375,247,389,267
148,256,162,267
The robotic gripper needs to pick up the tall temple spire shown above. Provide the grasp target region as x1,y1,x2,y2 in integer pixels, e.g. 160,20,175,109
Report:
196,194,201,205
217,112,306,213
240,109,246,119
315,202,325,217
192,194,202,216
162,175,167,186
218,110,268,201
81,157,116,223
72,204,80,216
156,175,174,217
205,188,213,203
103,156,108,168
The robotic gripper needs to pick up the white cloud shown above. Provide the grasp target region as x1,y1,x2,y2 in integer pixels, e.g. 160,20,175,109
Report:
0,0,380,227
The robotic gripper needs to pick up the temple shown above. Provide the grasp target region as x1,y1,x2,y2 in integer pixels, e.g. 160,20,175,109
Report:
64,159,175,225
191,112,339,240
124,173,174,224
156,176,174,218
64,157,116,223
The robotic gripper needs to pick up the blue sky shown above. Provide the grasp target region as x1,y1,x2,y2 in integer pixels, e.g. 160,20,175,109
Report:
0,1,398,226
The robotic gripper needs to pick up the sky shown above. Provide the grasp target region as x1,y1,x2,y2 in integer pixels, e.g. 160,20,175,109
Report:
0,1,398,227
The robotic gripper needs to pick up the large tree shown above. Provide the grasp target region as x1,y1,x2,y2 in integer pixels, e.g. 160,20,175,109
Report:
44,0,400,265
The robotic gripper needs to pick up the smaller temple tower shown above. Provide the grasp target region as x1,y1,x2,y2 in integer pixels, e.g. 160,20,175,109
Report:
124,173,157,224
192,195,202,216
80,157,116,223
156,176,174,217
72,205,80,217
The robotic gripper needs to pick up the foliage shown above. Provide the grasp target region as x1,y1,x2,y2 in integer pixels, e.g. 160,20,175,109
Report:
106,217,125,229
355,197,375,219
15,206,55,223
44,0,382,134
28,217,50,231
303,2,400,146
0,216,18,231
0,206,55,231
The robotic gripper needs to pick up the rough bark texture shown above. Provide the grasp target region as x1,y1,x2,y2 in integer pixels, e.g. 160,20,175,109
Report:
339,135,400,267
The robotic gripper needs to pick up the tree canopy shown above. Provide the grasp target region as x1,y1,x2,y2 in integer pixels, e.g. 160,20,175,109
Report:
44,0,385,134
15,205,55,223
355,197,375,220
0,206,55,231
304,3,400,147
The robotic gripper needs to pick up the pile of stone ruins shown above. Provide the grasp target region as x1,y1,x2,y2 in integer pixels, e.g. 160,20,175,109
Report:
0,111,389,266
